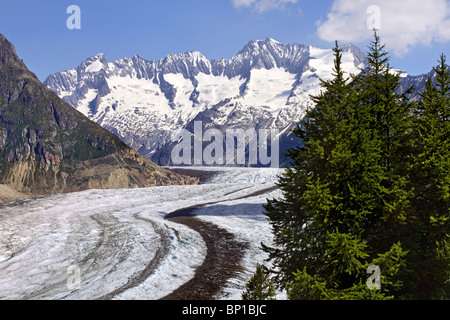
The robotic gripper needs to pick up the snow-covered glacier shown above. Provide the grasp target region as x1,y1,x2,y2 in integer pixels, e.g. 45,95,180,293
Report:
0,167,284,300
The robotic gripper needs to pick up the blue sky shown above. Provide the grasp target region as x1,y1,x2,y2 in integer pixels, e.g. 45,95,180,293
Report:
1,0,449,81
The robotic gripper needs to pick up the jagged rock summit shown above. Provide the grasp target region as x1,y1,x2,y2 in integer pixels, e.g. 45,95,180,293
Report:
0,33,198,199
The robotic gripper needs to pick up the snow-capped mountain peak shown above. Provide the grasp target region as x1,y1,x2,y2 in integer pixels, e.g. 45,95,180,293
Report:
45,39,366,166
79,53,108,73
266,37,282,44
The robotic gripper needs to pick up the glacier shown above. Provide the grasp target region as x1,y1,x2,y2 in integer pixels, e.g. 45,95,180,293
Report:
0,167,284,300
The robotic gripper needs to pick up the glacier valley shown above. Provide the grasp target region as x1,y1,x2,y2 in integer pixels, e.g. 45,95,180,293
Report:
0,167,284,300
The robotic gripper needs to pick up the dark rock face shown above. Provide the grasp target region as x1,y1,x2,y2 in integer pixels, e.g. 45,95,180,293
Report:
0,34,198,196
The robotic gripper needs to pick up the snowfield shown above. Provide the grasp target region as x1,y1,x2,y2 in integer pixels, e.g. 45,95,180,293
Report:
0,167,284,300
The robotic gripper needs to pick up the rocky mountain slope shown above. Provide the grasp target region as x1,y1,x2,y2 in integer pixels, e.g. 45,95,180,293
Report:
0,33,197,199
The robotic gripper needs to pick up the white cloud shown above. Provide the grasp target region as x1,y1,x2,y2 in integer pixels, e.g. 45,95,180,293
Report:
231,0,298,13
317,0,450,56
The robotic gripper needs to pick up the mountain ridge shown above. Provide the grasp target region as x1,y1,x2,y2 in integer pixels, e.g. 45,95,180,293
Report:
44,38,432,167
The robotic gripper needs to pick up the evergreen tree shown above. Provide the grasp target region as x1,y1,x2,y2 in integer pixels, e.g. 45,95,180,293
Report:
241,264,277,300
263,41,357,290
263,34,412,300
351,32,414,264
409,55,450,299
